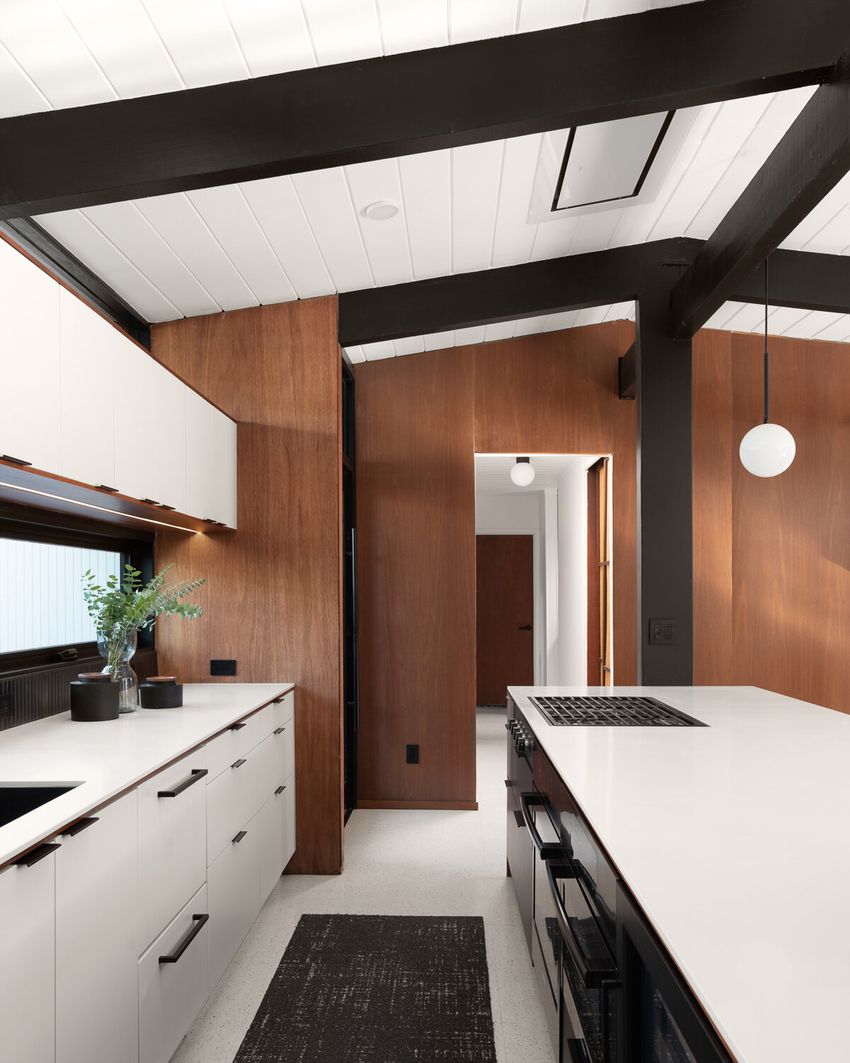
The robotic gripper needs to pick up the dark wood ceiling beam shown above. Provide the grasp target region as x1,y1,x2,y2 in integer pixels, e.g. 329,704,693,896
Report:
2,0,849,219
338,239,693,346
732,247,850,315
670,55,850,338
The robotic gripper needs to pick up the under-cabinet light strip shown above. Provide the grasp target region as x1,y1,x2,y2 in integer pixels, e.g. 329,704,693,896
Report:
0,481,199,534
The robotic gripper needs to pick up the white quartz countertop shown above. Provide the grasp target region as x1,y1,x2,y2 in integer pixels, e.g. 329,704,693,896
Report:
0,682,293,867
508,685,850,1063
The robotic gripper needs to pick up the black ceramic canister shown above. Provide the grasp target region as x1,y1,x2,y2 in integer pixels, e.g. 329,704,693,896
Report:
140,676,183,709
70,672,120,722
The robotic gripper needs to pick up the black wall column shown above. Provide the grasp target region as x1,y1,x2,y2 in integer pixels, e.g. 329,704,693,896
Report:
636,289,693,685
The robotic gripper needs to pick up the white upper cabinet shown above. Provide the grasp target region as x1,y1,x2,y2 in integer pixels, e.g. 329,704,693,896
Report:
0,239,61,472
114,337,188,514
59,287,118,489
185,387,237,527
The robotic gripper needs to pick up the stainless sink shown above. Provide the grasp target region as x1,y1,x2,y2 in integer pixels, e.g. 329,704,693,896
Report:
0,784,80,828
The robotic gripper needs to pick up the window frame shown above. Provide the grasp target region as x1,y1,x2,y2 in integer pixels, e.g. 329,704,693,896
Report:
0,502,154,676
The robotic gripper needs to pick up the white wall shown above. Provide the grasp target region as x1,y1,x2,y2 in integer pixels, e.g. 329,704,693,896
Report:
554,463,591,685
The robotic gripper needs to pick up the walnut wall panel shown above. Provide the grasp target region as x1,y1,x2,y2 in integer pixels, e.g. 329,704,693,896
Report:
355,347,476,809
355,322,636,808
151,298,344,874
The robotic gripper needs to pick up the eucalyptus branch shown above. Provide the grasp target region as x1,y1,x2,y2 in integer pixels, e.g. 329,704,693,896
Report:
83,563,206,646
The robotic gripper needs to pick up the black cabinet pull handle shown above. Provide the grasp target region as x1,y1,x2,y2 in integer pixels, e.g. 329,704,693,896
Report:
519,792,563,859
231,758,246,769
274,726,285,735
504,778,511,788
140,498,161,506
230,722,246,731
513,809,524,829
158,913,209,964
62,816,99,837
0,453,32,467
232,830,247,844
518,624,533,631
273,695,286,703
15,842,60,867
158,768,208,797
96,484,118,493
275,785,286,796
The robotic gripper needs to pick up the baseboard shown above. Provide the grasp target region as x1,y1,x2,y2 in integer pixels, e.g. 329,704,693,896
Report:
357,799,479,811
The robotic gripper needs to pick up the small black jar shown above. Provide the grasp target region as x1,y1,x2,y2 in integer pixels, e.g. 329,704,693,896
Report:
70,673,120,722
140,676,183,709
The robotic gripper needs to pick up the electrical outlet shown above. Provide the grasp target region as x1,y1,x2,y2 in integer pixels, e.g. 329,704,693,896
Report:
210,659,237,677
406,744,420,765
649,618,677,646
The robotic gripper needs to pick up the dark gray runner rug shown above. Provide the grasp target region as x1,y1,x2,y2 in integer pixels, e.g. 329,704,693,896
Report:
234,914,498,1063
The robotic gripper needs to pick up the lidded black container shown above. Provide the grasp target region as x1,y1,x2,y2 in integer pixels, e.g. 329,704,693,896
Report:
140,676,183,709
70,672,119,722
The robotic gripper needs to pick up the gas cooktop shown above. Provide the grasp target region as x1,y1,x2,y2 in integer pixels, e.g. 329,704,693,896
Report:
528,695,706,727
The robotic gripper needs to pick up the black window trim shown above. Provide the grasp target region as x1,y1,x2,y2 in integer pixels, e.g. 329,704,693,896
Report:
0,502,155,676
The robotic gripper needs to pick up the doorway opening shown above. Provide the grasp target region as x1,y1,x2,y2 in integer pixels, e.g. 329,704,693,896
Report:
474,453,613,704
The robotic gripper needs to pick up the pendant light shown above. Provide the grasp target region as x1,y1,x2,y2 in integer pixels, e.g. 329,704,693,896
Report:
738,258,796,478
510,456,536,487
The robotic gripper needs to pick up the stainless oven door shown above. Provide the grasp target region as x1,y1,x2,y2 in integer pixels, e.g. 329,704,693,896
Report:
547,861,620,1063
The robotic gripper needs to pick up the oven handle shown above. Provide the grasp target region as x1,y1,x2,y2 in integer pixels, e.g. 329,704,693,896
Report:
547,860,618,990
519,792,563,860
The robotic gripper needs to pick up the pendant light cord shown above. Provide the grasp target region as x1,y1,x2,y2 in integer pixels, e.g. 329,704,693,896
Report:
763,257,770,424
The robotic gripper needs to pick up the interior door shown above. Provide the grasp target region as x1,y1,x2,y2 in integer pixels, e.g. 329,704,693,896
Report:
476,534,534,706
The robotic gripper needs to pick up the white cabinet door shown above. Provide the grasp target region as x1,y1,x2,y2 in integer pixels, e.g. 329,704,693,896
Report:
185,387,237,527
138,884,210,1063
138,748,207,953
283,777,296,869
206,751,252,866
0,239,61,472
58,287,118,489
114,340,188,513
0,848,56,1063
55,792,139,1063
255,787,286,904
207,826,260,990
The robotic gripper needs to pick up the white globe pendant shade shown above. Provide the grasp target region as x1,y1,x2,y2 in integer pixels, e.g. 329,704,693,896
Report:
739,422,796,478
510,459,536,487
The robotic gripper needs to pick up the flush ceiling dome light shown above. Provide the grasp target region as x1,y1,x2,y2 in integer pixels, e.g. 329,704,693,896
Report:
510,456,536,487
362,200,399,221
739,258,796,478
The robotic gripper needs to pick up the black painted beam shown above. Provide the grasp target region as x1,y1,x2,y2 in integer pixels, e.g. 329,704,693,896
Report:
1,0,849,218
339,239,693,346
670,54,850,338
636,290,693,685
733,247,850,314
618,344,636,399
0,218,150,348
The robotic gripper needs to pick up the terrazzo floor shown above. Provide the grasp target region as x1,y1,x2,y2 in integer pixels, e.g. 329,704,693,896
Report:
172,708,555,1063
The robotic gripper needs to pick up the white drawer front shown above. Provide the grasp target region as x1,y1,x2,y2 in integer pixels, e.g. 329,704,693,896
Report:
272,690,294,729
239,701,276,753
255,788,286,904
207,828,260,990
271,717,295,783
138,884,209,1063
249,732,282,819
204,724,243,782
138,748,207,952
206,751,252,866
283,777,296,870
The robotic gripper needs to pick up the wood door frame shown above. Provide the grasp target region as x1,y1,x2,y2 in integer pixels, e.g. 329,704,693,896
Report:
474,527,542,686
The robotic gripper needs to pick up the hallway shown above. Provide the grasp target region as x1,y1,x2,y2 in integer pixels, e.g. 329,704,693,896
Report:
174,708,554,1063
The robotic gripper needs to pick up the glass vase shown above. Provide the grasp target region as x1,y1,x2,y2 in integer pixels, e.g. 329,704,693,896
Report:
97,630,139,713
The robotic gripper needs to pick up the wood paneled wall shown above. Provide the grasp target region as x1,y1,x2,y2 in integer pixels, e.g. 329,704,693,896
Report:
151,298,344,874
355,322,637,807
694,328,850,713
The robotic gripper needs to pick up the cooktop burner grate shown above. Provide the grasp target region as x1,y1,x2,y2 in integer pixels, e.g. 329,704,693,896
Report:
528,695,705,727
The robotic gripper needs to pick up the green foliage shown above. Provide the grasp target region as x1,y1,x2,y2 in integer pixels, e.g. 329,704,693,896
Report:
82,563,205,644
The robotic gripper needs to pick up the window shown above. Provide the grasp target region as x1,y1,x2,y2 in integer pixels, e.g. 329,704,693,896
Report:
0,506,154,672
0,538,122,654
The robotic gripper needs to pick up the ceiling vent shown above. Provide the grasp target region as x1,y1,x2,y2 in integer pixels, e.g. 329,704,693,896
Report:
529,108,698,223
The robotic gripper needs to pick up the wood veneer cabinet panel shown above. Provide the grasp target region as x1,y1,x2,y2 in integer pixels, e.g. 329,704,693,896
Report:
692,329,735,684
151,298,344,874
355,347,476,807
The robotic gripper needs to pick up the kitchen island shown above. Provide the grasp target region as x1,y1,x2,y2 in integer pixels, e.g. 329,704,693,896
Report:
508,685,850,1063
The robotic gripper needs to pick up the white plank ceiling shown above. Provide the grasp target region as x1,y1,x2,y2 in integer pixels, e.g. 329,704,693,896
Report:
3,0,850,352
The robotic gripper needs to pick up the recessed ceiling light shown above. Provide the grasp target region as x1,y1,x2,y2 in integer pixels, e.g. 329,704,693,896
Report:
362,200,399,221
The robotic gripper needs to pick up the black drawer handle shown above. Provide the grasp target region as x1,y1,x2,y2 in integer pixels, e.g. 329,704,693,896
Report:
1,453,32,467
158,913,209,964
230,722,246,731
274,726,285,735
273,695,286,703
513,809,524,828
95,484,118,493
158,768,208,797
275,785,286,796
504,778,511,788
231,758,247,769
15,842,60,867
519,792,563,859
62,816,99,837
232,830,247,844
